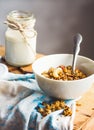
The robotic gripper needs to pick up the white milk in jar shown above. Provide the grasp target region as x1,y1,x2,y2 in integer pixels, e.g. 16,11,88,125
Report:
5,10,37,66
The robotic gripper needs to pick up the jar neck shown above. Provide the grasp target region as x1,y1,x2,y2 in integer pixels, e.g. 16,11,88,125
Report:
6,10,36,30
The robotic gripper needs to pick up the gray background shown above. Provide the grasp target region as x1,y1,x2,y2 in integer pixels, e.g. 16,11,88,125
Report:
0,0,94,60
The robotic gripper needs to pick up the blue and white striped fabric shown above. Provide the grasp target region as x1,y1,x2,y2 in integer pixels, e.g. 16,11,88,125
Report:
0,73,76,130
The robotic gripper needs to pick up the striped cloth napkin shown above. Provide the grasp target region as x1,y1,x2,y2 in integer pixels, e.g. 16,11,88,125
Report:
0,73,76,130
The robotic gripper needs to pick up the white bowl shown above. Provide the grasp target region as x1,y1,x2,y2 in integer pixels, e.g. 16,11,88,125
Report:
32,54,94,99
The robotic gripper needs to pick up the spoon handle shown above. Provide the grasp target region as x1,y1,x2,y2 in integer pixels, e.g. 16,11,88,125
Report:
72,33,83,72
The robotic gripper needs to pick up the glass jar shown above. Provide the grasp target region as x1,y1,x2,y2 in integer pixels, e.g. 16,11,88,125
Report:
5,10,37,66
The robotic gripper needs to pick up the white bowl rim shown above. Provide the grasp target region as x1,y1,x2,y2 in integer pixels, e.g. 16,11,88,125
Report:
33,53,94,64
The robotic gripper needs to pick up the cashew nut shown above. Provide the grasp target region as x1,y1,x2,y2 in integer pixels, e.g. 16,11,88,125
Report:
53,67,63,78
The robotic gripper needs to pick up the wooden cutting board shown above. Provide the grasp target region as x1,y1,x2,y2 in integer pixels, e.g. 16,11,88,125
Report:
0,45,94,130
74,83,94,130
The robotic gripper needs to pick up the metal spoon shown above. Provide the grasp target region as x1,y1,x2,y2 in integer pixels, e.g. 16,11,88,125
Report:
72,33,83,73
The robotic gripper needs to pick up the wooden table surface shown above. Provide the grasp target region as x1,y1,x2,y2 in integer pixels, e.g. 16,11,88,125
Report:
0,45,94,130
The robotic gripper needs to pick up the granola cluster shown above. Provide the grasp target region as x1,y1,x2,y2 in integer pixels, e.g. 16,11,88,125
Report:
38,100,72,117
42,65,87,81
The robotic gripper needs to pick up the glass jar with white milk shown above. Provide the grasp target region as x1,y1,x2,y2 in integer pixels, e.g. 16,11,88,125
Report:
5,10,37,66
